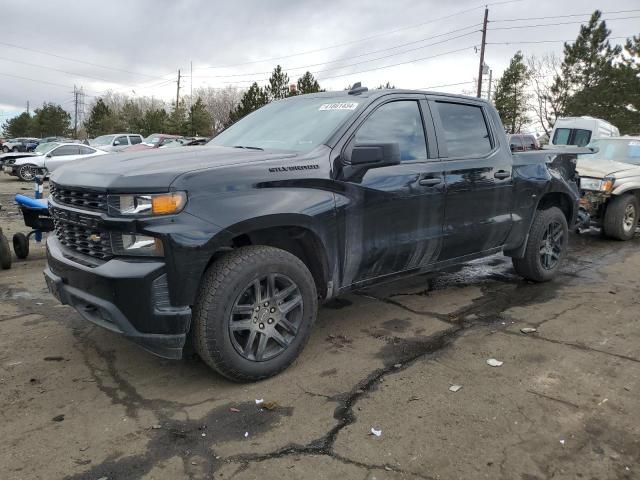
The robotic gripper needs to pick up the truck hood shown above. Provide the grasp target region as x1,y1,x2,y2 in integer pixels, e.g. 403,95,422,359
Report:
576,158,640,179
50,146,295,191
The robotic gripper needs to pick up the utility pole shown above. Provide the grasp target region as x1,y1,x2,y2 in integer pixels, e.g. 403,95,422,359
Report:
190,61,193,136
176,69,181,108
73,85,79,138
26,101,30,115
476,7,489,98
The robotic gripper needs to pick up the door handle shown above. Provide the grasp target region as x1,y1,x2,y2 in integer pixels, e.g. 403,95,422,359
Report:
494,170,511,179
418,176,443,187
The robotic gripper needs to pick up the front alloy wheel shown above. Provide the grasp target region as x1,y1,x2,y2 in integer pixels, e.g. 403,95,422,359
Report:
230,273,303,361
539,221,564,270
17,164,36,182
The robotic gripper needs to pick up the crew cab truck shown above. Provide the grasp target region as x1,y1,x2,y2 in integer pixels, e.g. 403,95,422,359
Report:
44,86,579,381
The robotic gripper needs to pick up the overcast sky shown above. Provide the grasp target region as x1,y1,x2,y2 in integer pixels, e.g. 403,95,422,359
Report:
1,0,638,124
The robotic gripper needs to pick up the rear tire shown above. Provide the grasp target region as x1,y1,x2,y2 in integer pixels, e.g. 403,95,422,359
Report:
13,233,29,259
0,233,11,270
603,194,638,241
513,207,568,282
192,245,317,382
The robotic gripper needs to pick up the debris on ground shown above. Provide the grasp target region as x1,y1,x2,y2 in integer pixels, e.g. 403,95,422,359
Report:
201,433,206,437
393,363,402,368
229,407,240,413
560,439,565,445
370,427,382,437
487,358,504,367
151,424,162,429
598,398,608,406
244,432,249,438
262,401,280,411
520,327,537,334
449,385,463,393
407,396,421,402
52,414,65,422
255,398,264,405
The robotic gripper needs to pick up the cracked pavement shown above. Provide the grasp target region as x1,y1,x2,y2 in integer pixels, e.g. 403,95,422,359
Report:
1,175,639,480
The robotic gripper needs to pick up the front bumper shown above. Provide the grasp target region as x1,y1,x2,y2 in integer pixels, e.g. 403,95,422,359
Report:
45,236,191,359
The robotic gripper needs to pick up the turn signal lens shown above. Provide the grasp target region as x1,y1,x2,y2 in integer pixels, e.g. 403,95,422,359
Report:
601,178,615,193
151,192,187,215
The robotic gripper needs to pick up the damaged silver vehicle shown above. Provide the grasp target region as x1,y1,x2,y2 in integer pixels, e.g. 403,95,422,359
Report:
577,137,640,240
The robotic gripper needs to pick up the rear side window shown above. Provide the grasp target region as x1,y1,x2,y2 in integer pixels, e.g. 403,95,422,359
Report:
573,129,591,147
51,145,80,156
115,135,129,146
78,146,95,155
524,136,537,150
354,100,427,162
129,135,142,145
553,128,591,146
509,136,523,151
435,102,492,157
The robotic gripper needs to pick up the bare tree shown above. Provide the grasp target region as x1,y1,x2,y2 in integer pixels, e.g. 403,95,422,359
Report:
192,86,243,134
526,53,563,137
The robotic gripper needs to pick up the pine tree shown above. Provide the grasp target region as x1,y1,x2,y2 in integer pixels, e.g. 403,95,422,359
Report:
267,65,290,100
31,103,71,137
142,108,168,136
120,101,144,133
493,51,530,134
165,99,189,135
296,71,321,94
85,99,116,137
188,97,213,136
227,83,269,126
1,112,33,137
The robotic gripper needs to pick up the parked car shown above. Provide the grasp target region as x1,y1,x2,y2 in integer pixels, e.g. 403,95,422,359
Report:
577,137,640,240
45,86,579,381
550,116,619,147
160,137,209,148
125,133,181,151
90,133,144,152
4,142,107,181
2,137,40,153
508,133,540,152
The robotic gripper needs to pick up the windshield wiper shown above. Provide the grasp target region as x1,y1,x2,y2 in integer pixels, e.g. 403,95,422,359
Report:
233,145,264,151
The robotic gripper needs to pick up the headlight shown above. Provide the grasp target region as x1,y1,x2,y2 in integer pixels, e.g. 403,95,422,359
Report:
111,233,164,256
108,192,187,216
581,177,615,192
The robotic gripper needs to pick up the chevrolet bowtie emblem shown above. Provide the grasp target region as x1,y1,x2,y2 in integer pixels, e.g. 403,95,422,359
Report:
88,234,101,243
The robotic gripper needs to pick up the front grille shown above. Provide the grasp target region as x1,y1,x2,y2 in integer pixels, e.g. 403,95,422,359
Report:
50,183,108,212
50,207,113,261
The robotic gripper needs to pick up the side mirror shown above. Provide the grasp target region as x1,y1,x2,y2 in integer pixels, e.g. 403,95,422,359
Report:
45,153,52,158
348,142,401,167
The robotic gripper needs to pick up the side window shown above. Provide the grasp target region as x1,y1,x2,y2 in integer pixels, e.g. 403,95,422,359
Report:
160,138,174,146
78,146,95,155
129,135,142,145
573,129,591,147
434,102,492,157
50,145,79,156
114,135,129,146
354,101,427,161
524,136,537,150
553,128,571,145
509,136,523,152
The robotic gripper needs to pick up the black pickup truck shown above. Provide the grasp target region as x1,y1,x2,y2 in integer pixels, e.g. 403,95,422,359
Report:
45,86,579,381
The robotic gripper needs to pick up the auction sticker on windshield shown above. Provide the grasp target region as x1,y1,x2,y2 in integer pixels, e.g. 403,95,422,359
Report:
319,102,359,111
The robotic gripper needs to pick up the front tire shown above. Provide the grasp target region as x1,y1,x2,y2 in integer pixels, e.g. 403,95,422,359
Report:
603,194,638,241
17,164,36,182
13,233,29,259
192,246,318,382
512,207,568,282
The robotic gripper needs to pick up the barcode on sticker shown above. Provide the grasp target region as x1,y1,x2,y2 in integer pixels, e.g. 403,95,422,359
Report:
319,102,359,111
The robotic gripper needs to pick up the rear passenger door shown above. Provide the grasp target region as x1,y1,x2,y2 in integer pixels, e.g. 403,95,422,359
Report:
113,135,130,151
430,98,513,260
128,135,142,146
46,145,82,171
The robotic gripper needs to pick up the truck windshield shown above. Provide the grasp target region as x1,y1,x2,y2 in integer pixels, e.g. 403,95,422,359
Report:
580,139,640,165
92,135,115,146
210,97,362,152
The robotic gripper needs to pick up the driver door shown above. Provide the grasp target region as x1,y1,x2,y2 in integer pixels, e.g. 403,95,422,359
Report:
46,145,82,172
334,96,445,287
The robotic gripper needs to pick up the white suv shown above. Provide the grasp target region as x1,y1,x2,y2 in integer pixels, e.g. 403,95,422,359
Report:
90,134,143,152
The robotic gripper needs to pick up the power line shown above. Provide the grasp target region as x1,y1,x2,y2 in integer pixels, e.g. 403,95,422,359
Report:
491,8,640,22
196,28,480,80
0,40,171,81
417,80,477,90
200,1,521,70
488,15,640,31
487,35,633,45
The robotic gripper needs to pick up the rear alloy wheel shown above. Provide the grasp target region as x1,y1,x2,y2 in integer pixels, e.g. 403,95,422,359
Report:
512,207,568,282
603,194,638,241
193,245,317,381
17,164,36,182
